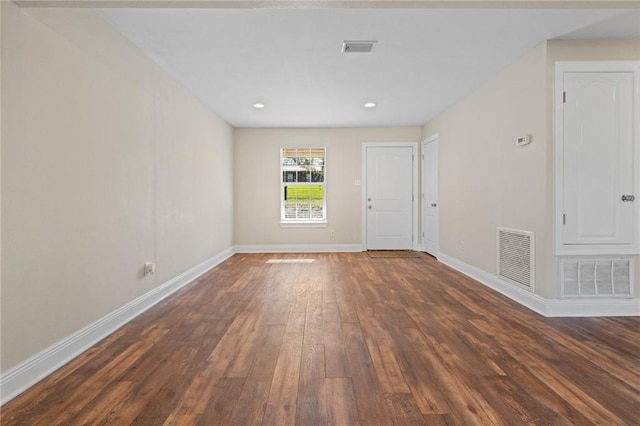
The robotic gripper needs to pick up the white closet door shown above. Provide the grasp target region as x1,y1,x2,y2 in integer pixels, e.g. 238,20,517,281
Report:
422,137,439,257
563,72,634,245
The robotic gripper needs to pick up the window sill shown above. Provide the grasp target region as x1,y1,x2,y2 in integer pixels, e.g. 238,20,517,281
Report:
280,221,328,228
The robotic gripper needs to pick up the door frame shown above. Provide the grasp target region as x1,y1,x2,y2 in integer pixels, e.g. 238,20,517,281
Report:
421,134,439,257
554,61,640,255
362,142,419,251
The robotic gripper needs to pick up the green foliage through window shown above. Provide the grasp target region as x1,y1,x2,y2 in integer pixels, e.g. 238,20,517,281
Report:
281,148,326,222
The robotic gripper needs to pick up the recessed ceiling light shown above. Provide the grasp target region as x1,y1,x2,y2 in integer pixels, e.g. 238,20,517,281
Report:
364,102,377,108
253,103,265,109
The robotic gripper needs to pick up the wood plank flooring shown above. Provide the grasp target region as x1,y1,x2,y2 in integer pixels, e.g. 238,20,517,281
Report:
2,252,639,425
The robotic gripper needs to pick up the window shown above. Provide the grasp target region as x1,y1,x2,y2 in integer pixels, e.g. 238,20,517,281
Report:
281,147,326,224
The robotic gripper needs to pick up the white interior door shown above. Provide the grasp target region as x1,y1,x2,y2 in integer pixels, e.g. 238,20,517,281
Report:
365,146,414,250
563,71,634,245
422,136,439,256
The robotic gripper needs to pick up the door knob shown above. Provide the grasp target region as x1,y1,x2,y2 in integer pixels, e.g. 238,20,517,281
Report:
622,195,635,202
368,197,372,202
368,205,372,209
431,203,437,207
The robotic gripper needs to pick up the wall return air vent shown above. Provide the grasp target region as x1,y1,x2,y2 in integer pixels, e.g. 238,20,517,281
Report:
497,227,535,291
561,258,632,298
342,41,377,53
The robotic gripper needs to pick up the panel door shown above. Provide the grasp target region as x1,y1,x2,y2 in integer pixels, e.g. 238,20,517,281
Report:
365,146,413,250
422,138,439,257
562,72,634,245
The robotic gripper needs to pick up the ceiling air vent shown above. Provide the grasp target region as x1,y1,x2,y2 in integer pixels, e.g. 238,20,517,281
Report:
342,41,377,53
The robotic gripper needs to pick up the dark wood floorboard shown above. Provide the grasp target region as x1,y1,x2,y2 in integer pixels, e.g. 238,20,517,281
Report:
2,252,639,425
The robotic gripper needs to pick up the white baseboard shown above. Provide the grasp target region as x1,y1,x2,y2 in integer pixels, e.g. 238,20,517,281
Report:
544,298,640,317
5,248,636,406
438,253,640,317
234,244,363,253
0,247,234,405
438,253,548,316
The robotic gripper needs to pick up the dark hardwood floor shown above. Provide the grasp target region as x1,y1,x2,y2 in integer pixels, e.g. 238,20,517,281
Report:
2,252,639,425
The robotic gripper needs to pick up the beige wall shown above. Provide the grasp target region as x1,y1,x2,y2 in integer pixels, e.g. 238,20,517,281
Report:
546,39,640,63
422,43,550,297
0,0,3,368
423,39,640,300
234,127,421,247
1,4,234,372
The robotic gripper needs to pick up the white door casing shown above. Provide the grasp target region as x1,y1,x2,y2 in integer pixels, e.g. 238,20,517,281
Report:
422,135,439,257
555,61,640,255
363,143,417,250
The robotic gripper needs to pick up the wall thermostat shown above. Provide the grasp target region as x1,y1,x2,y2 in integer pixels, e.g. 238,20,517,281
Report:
517,135,532,146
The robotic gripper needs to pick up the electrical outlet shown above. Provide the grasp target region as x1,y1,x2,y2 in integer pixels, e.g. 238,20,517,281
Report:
144,262,155,276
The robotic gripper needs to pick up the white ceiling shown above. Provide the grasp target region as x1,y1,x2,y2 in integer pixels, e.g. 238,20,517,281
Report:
97,8,639,128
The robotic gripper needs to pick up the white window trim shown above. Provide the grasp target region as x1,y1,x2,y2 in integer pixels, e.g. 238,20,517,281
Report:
280,221,328,228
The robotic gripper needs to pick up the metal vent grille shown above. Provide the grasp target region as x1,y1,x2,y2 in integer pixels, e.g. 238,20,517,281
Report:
561,259,632,298
497,228,535,291
342,41,377,53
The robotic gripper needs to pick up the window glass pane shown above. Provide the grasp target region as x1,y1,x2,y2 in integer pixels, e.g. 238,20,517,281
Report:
281,147,326,222
283,184,324,220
